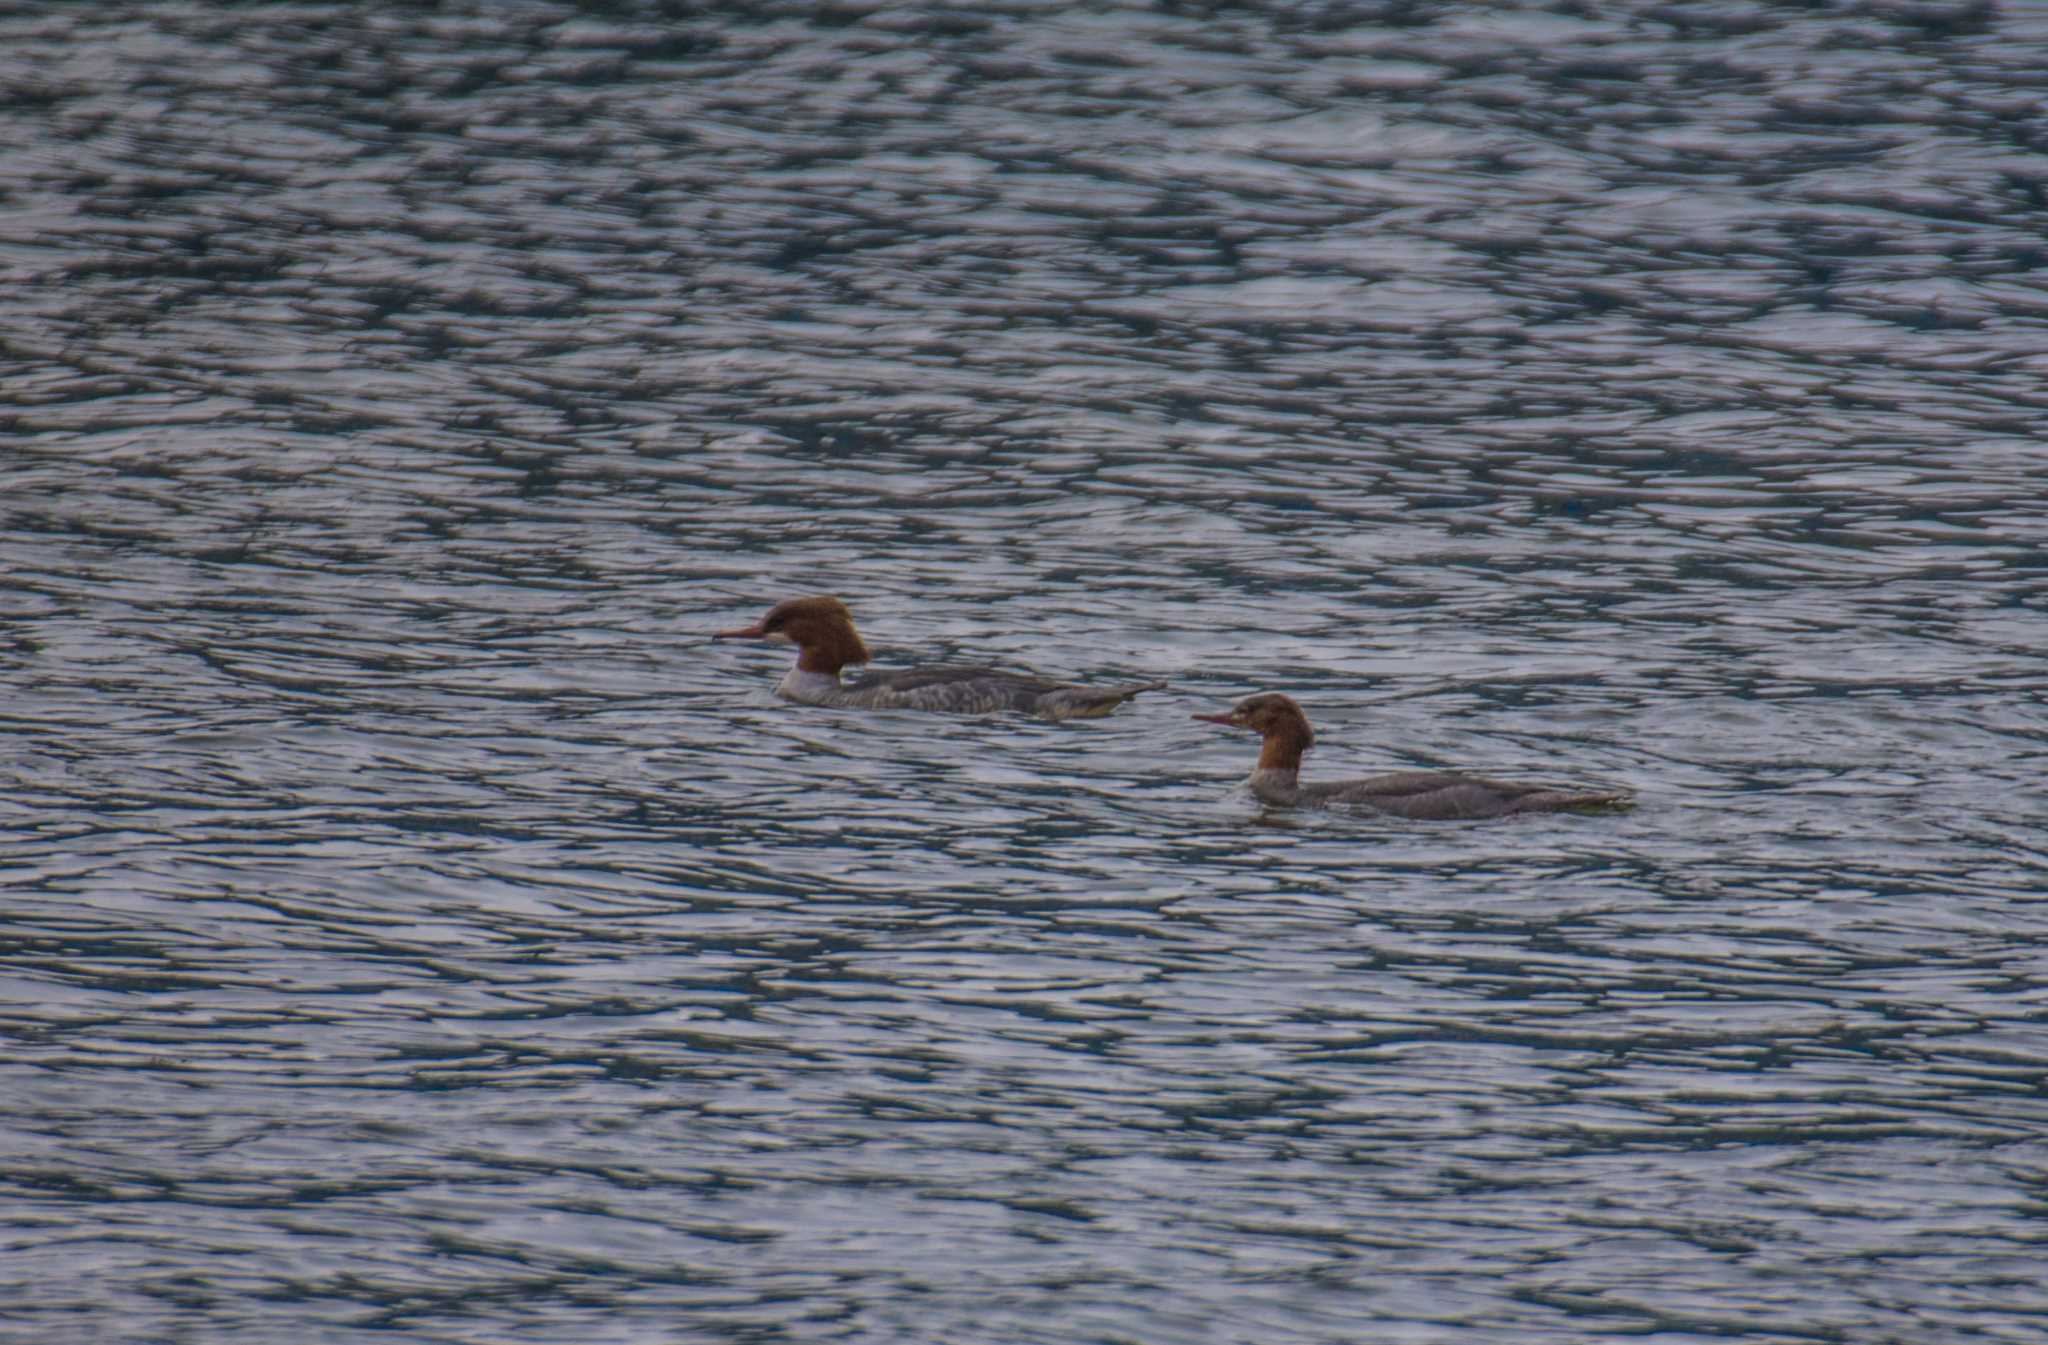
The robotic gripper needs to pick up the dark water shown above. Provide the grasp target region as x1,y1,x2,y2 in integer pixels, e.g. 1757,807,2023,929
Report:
6,2,2048,1342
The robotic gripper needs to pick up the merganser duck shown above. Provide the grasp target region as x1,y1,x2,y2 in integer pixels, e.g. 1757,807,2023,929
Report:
1195,692,1630,820
715,596,1165,720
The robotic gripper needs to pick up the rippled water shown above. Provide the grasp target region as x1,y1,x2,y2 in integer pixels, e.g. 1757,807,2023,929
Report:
6,3,2048,1342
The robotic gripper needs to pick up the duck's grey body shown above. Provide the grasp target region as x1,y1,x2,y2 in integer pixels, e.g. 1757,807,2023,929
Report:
779,665,1164,720
1247,765,1626,820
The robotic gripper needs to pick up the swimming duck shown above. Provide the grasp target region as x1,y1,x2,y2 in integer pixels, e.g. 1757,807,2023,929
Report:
1195,692,1630,820
716,596,1165,720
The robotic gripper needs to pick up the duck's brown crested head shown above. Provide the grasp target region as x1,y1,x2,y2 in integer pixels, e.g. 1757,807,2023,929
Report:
715,595,872,674
1193,692,1315,769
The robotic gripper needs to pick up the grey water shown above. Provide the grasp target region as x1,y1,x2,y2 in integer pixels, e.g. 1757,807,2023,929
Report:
4,2,2048,1342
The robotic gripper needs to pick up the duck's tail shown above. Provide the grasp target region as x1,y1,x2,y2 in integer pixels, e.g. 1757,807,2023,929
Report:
1509,788,1635,814
1037,679,1168,721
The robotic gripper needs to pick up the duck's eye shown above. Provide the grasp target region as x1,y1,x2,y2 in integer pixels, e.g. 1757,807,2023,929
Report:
763,615,785,633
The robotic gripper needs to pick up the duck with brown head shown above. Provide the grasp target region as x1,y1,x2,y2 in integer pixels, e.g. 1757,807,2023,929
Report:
716,596,1165,720
1195,692,1630,820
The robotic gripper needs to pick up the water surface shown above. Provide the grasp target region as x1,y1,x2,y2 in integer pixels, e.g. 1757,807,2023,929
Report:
4,3,2048,1342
